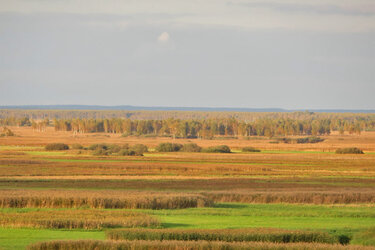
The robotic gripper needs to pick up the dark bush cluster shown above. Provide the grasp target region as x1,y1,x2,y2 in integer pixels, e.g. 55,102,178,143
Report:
296,137,324,144
242,147,261,152
45,143,69,151
335,147,364,154
88,143,148,156
155,143,231,153
155,143,183,152
180,143,202,152
275,137,324,144
202,145,231,153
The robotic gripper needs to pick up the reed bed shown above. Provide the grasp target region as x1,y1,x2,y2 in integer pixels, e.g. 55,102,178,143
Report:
27,240,375,250
204,191,375,204
2,177,375,191
0,190,213,209
106,228,339,244
0,210,159,229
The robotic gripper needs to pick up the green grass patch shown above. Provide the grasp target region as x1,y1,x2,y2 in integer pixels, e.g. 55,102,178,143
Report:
351,227,375,246
139,203,375,234
0,228,104,250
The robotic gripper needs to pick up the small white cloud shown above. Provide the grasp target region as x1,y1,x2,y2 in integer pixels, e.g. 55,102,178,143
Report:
157,32,170,43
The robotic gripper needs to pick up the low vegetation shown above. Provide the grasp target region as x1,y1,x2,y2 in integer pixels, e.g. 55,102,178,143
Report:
352,227,375,246
204,191,375,204
242,146,261,152
0,210,159,229
336,147,364,154
0,190,213,209
27,240,372,250
107,228,340,244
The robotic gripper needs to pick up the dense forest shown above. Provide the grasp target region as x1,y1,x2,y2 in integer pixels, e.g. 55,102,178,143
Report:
1,111,374,137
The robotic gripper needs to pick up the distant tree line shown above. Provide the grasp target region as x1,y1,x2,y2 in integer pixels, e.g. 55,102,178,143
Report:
1,109,375,124
1,115,371,137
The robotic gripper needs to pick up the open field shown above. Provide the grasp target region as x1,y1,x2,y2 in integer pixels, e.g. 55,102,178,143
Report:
1,126,375,249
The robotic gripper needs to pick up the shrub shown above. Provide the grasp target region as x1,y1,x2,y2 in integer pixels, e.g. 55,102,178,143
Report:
156,143,183,152
45,143,69,151
71,144,83,150
335,147,364,154
202,145,231,153
181,143,202,152
107,228,338,244
242,147,261,152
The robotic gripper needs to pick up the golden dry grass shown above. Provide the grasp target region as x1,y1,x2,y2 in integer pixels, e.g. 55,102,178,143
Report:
0,210,160,229
0,189,212,209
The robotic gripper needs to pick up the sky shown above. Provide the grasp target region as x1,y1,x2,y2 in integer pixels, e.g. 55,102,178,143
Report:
0,0,374,109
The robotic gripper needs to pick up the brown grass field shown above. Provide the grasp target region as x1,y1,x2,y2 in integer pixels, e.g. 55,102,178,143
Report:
1,126,375,249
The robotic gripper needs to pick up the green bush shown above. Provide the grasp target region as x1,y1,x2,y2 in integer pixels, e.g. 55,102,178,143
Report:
181,143,202,152
335,147,364,154
242,147,261,152
45,143,69,151
202,145,231,153
156,143,183,152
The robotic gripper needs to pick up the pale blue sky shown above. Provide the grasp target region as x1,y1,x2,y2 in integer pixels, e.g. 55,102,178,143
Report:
0,0,374,109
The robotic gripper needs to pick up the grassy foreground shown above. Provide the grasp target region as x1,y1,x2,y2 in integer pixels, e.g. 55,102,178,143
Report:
2,203,375,249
